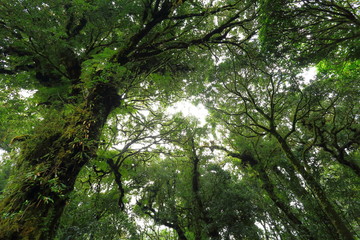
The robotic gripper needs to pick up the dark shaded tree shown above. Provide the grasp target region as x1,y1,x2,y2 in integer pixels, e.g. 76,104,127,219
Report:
0,1,258,239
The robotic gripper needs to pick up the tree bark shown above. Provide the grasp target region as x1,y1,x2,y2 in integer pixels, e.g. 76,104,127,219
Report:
0,83,121,240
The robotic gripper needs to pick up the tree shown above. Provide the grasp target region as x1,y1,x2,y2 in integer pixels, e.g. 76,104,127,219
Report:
0,0,258,239
205,47,359,239
1,0,360,239
259,0,360,63
132,117,260,239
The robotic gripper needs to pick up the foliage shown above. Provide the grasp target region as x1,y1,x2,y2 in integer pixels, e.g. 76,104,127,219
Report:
0,0,359,239
259,0,360,63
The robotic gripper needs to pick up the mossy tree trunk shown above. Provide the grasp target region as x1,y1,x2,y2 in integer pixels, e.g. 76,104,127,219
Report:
0,83,121,240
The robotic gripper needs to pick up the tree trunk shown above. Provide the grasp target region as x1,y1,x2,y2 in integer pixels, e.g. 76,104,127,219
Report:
0,83,121,240
272,165,341,239
191,149,203,240
258,168,315,240
272,131,355,240
189,139,220,240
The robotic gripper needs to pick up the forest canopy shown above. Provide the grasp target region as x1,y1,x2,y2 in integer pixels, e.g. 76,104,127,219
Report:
0,0,359,239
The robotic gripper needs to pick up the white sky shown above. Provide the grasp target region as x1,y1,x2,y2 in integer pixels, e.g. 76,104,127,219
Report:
19,89,36,99
302,66,317,83
0,149,6,163
166,101,209,126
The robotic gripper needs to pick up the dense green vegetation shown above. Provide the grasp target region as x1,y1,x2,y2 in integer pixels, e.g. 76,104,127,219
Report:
0,0,359,239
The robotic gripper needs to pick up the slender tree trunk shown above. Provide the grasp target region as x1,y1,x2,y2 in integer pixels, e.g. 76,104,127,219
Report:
191,149,203,240
272,131,355,240
189,139,220,240
0,83,121,240
228,150,315,239
258,168,315,240
273,165,341,239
